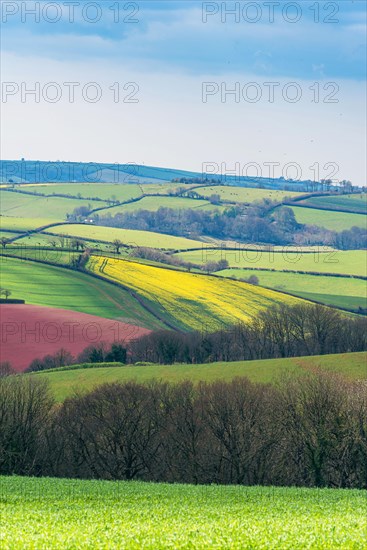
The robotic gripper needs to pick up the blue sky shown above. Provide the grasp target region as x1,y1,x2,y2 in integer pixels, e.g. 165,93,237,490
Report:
1,1,366,183
2,1,366,78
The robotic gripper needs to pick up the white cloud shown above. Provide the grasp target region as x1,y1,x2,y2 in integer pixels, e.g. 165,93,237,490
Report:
1,52,365,184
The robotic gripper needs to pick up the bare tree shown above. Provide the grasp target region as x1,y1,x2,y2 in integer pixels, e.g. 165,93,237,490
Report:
275,370,354,487
203,378,277,485
0,376,54,475
159,381,211,484
202,261,219,274
58,382,164,480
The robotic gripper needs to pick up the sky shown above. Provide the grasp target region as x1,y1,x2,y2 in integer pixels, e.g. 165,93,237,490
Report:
1,0,366,184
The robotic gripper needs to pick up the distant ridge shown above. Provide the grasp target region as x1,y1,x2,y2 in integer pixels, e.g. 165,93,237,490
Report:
0,159,320,190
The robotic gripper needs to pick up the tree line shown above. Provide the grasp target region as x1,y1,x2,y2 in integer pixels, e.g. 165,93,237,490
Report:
90,203,367,250
129,304,366,364
0,370,366,488
19,304,367,373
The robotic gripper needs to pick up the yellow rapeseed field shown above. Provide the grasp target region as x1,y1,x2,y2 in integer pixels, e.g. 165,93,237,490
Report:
88,256,301,330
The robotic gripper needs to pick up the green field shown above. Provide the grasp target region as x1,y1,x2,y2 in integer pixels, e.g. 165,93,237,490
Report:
48,224,205,249
21,183,143,202
20,182,191,200
6,233,118,253
9,233,120,252
0,231,23,241
0,256,163,328
102,195,214,215
200,240,336,253
17,183,295,216
1,477,365,549
0,216,56,231
0,250,313,333
196,185,301,203
140,183,197,195
300,193,367,214
1,247,80,266
0,191,108,220
4,234,68,247
35,352,367,402
290,205,367,231
176,248,367,277
218,269,367,310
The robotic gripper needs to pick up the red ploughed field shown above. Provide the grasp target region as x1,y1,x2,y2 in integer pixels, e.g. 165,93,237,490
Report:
0,304,150,372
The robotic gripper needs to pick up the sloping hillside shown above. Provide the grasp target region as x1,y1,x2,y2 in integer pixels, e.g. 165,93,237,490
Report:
35,352,367,401
88,256,305,331
0,256,165,329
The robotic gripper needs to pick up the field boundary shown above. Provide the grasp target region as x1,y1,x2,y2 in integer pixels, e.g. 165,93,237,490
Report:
216,265,367,281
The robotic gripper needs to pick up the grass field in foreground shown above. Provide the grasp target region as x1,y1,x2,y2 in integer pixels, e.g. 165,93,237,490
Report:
88,256,302,330
49,224,204,249
0,256,163,328
290,205,367,231
218,269,367,310
176,248,367,277
1,477,365,549
36,352,367,403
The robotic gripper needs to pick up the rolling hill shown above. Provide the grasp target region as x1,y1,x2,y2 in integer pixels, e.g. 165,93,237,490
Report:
1,253,308,334
297,193,367,214
0,256,165,329
45,224,206,250
101,195,216,215
289,205,367,231
87,255,306,331
0,216,56,231
176,248,367,277
34,352,367,402
218,269,367,312
0,190,107,219
194,185,302,203
0,159,319,189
